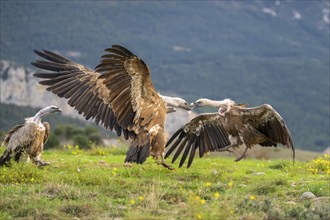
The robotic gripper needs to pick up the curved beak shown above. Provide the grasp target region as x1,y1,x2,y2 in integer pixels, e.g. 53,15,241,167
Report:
180,105,192,111
55,107,62,113
190,102,198,110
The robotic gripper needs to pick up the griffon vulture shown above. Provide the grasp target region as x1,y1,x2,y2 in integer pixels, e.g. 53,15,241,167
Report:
165,98,295,168
0,105,61,166
31,45,190,169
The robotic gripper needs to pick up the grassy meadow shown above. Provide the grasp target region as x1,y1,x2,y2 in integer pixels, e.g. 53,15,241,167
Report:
0,144,329,220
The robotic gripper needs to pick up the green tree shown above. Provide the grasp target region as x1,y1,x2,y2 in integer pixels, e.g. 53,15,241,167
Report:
73,134,91,150
44,135,60,149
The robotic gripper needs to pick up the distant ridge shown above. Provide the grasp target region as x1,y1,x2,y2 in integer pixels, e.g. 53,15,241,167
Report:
1,1,329,151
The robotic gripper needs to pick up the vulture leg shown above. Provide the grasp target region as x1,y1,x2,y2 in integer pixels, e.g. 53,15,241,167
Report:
235,146,249,162
124,162,134,167
157,152,175,170
32,154,51,166
14,148,24,162
217,144,239,153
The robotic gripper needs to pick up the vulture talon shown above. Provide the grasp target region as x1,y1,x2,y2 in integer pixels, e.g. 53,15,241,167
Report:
124,162,134,167
38,161,51,166
234,146,248,162
159,162,175,170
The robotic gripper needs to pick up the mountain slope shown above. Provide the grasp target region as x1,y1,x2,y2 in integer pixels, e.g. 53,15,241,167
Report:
0,1,329,151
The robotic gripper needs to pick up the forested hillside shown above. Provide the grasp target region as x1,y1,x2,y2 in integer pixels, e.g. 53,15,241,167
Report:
0,1,329,151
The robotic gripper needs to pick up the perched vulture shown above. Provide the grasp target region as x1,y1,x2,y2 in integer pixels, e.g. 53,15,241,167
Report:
0,105,61,166
165,98,295,168
31,45,190,169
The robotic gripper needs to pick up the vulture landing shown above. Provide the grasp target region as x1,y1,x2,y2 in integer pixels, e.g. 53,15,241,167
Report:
0,105,61,166
32,45,190,169
165,98,295,168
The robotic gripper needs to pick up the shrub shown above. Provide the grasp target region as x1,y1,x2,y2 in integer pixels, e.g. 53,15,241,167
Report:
73,134,91,150
44,135,60,149
306,154,330,175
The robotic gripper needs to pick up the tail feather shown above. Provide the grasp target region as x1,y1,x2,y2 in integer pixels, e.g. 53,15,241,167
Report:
0,149,12,166
125,142,150,164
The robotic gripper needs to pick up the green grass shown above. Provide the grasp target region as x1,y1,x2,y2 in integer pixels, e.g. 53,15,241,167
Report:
0,146,329,220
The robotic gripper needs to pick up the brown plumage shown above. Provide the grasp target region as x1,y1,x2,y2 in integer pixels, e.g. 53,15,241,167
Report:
32,45,184,168
165,98,295,168
0,105,61,166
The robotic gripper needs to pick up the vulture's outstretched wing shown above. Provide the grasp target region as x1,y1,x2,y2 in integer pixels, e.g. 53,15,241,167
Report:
32,48,133,139
32,46,166,140
239,104,295,161
165,113,230,168
96,45,166,134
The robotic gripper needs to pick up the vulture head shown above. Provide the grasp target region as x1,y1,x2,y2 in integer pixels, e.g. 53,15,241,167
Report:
169,97,191,111
191,98,238,115
40,105,62,117
190,98,209,108
159,95,191,111
26,105,62,123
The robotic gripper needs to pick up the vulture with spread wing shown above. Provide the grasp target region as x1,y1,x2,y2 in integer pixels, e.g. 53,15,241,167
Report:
0,105,61,166
165,98,295,168
32,45,190,169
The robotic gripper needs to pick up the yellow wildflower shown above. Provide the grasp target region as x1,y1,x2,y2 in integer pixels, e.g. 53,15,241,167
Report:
205,182,212,187
197,213,202,219
130,199,135,205
195,196,200,201
200,199,206,204
214,192,220,198
249,195,256,200
228,182,233,187
139,196,144,201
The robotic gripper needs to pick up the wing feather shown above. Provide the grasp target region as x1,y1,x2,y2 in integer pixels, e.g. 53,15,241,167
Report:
165,113,230,168
3,124,39,152
32,50,125,136
239,104,295,162
179,135,196,168
43,122,50,144
95,45,166,133
187,138,198,168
